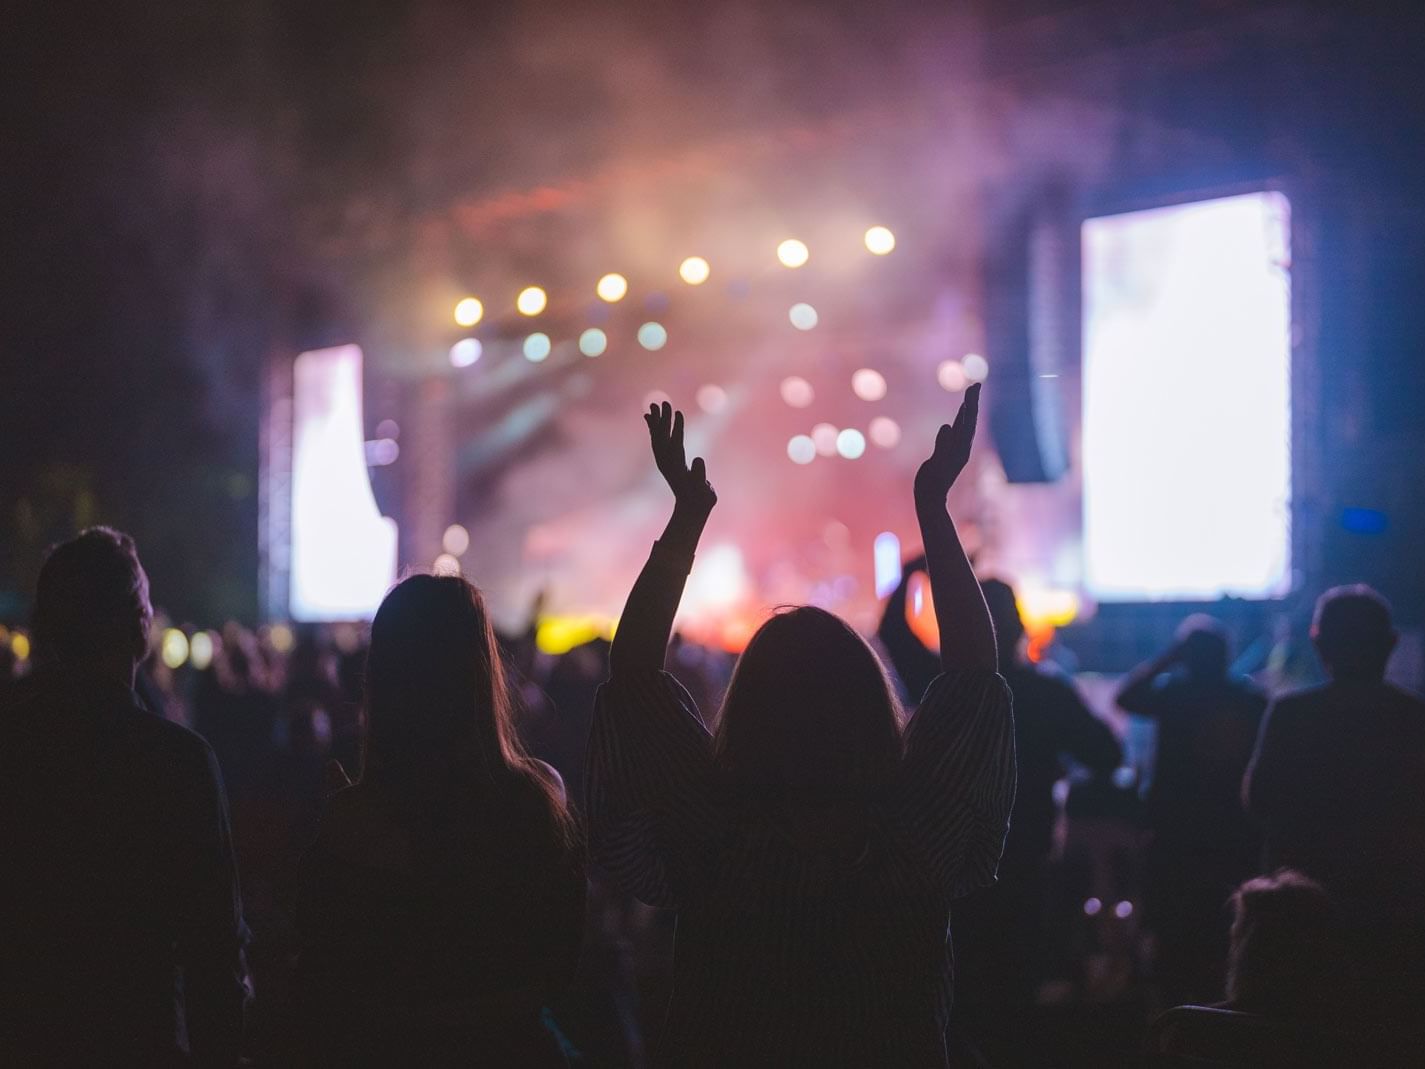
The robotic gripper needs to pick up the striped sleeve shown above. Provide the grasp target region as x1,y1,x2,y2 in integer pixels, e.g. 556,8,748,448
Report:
585,670,721,909
890,669,1016,900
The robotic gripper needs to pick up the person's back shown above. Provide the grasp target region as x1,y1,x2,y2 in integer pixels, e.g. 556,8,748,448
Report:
1118,619,1266,1004
1244,586,1425,1023
294,574,584,1066
1246,684,1425,917
0,528,248,1066
588,393,1015,1066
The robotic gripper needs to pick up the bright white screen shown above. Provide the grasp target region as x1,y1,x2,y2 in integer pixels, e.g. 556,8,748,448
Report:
1082,191,1291,600
290,344,399,620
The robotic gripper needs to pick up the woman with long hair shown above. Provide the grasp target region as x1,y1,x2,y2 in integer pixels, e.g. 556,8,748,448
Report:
587,385,1015,1066
295,574,583,1066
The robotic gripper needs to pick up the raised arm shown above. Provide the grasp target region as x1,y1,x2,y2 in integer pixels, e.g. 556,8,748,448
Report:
607,402,718,677
1115,641,1183,716
913,383,997,672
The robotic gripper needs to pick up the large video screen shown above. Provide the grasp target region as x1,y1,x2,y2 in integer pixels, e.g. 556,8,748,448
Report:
1082,191,1292,601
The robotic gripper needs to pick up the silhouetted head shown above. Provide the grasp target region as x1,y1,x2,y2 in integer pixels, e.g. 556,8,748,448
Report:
1175,614,1229,680
980,578,1025,665
1227,869,1350,1019
713,606,902,798
363,574,568,825
1311,585,1395,683
32,527,152,683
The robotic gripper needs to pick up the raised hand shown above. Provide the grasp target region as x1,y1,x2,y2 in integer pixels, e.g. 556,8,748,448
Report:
644,401,717,516
915,382,981,502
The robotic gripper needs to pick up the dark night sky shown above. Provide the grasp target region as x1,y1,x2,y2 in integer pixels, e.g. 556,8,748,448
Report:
3,0,1423,623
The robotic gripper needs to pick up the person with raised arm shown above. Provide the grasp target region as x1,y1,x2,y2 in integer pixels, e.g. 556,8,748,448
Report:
586,386,1015,1067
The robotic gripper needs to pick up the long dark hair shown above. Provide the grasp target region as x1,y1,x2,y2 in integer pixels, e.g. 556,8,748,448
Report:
712,606,903,798
362,573,574,844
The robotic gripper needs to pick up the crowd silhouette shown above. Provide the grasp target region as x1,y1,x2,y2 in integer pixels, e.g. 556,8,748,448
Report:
2,384,1423,1067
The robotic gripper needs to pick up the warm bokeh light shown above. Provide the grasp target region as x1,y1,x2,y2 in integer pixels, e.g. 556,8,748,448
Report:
864,226,896,255
937,359,968,392
868,415,901,448
161,628,189,669
10,631,30,660
523,332,552,362
443,523,470,556
836,428,867,459
779,376,815,408
536,615,615,655
579,328,608,357
776,238,810,268
189,631,215,671
453,297,484,327
851,368,887,401
267,623,295,654
638,322,668,351
596,273,628,302
433,553,462,576
516,286,548,316
450,338,482,368
963,353,990,382
787,434,816,464
679,256,711,285
789,303,818,330
811,422,839,456
696,384,728,413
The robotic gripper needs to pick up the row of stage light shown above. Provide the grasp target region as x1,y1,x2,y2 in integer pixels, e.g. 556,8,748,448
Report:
446,225,899,336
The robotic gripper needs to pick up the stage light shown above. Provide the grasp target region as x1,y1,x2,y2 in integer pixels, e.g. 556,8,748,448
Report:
523,332,551,362
189,631,215,671
450,338,482,368
869,416,901,448
1114,901,1134,919
443,523,470,555
864,226,896,255
366,438,399,466
433,554,461,576
10,631,30,660
1084,898,1103,917
638,322,668,351
787,435,816,464
937,359,967,393
777,239,810,268
963,353,989,381
788,303,818,331
642,389,671,409
679,256,711,285
779,376,814,408
696,384,728,413
453,297,483,327
836,428,866,459
811,423,839,456
516,286,547,316
851,368,887,401
374,418,399,439
579,328,607,357
161,628,189,669
596,273,628,302
874,532,903,598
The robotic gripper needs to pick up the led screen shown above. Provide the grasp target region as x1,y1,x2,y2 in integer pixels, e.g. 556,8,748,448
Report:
1082,191,1291,600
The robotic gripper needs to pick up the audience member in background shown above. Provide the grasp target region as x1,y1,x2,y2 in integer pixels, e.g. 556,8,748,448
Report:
0,527,249,1067
1117,616,1267,1004
1221,869,1353,1021
587,389,1015,1067
1243,585,1425,1023
951,578,1122,1062
295,573,584,1066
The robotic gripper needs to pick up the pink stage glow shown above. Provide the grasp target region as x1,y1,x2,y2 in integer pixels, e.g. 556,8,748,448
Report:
1082,191,1292,601
290,345,399,620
